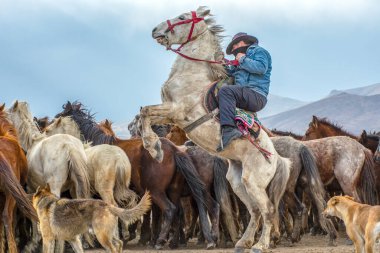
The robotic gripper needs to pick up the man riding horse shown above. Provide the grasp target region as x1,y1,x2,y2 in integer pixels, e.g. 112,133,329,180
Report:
219,32,272,150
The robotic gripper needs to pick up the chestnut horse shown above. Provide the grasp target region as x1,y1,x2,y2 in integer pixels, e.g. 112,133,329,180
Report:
0,104,37,253
55,101,217,249
304,115,380,201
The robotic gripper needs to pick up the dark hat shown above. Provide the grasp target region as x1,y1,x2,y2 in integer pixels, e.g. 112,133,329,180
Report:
226,32,258,55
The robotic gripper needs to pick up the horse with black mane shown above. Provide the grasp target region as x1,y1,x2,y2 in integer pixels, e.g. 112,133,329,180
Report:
55,101,218,249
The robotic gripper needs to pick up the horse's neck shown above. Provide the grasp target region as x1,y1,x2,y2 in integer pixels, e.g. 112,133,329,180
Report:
17,117,45,151
165,31,221,101
322,124,357,139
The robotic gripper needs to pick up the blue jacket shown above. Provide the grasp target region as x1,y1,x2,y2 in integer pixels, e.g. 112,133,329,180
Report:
226,45,272,97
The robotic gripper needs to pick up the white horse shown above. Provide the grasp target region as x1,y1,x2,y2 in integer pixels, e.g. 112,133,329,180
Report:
7,101,91,253
45,116,137,208
140,7,291,253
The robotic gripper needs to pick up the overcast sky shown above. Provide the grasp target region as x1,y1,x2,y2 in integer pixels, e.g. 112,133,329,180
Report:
1,0,379,124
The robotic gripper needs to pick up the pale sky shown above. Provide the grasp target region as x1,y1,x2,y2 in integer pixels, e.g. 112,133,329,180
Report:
1,0,379,124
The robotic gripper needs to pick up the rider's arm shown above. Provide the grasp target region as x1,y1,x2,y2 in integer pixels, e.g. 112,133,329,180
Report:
238,49,269,75
224,65,237,76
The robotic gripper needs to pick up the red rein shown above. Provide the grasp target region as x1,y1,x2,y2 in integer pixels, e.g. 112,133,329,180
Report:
166,11,239,66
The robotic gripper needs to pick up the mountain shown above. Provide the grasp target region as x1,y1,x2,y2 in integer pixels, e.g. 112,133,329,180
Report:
258,94,308,118
261,92,380,135
329,83,380,97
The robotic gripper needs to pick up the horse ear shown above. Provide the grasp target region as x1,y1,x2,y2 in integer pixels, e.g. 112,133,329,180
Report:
35,186,41,194
45,184,51,192
56,117,62,125
196,6,210,17
0,103,5,111
312,115,319,127
330,197,339,206
105,119,110,125
13,100,19,109
361,130,367,139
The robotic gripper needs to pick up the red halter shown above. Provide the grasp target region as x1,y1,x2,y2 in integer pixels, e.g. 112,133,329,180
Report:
165,11,239,66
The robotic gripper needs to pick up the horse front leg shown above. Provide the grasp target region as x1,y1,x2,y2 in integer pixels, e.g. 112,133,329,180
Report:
140,103,177,162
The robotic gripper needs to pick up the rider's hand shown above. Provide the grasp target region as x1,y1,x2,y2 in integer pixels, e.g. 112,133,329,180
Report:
235,53,245,61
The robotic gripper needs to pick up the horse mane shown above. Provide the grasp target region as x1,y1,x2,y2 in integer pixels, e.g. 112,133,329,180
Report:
271,129,303,140
8,102,45,150
203,11,228,81
65,102,116,145
317,117,357,139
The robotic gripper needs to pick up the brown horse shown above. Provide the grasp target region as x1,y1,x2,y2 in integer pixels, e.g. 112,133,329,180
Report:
0,104,38,253
55,102,217,249
304,115,380,202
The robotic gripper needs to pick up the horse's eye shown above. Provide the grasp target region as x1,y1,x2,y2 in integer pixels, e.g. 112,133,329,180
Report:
179,16,185,20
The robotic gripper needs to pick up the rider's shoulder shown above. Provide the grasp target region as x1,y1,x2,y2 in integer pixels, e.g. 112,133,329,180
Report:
247,45,270,57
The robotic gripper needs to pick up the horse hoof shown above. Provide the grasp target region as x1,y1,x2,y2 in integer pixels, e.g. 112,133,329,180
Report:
250,248,263,253
234,247,245,253
206,242,216,250
345,238,353,246
154,244,164,250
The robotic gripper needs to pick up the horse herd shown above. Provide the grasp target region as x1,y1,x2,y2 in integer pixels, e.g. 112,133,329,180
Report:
0,99,379,253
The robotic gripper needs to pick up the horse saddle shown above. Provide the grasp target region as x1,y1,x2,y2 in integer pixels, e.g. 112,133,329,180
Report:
204,80,262,137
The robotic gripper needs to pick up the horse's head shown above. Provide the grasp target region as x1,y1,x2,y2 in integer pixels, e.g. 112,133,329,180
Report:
55,101,82,118
7,101,33,126
99,119,116,137
303,115,323,140
152,6,211,49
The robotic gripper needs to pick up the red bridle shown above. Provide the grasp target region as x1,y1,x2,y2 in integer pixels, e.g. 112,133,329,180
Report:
165,11,239,66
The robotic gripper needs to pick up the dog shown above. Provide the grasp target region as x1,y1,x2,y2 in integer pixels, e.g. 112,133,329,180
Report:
32,184,151,253
323,195,380,253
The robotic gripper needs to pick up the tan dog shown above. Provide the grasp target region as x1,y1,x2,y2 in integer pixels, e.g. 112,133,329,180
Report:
323,196,380,253
32,184,151,253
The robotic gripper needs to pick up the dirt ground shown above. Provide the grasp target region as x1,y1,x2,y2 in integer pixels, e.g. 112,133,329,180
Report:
85,234,380,253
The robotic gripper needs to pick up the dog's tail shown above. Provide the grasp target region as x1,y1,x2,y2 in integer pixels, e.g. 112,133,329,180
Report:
0,153,38,221
113,152,139,208
109,191,151,225
67,146,91,199
356,149,379,205
299,145,337,240
213,157,239,243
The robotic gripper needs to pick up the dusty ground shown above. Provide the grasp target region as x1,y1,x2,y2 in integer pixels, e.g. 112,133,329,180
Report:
85,234,380,252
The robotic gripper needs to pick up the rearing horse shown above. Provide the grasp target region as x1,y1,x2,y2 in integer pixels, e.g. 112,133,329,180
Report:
140,7,291,253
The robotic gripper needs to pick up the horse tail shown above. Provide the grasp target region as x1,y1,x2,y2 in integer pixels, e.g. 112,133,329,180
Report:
299,145,337,240
213,157,239,243
0,153,38,221
174,151,207,206
356,149,379,205
67,146,91,199
109,191,151,225
114,154,139,208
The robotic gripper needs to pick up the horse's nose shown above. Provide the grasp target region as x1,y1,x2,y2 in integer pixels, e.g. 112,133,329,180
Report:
152,27,158,34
